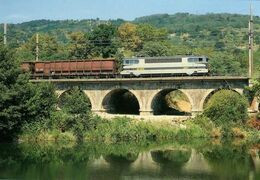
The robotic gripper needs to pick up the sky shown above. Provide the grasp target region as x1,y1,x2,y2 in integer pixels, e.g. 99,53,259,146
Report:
1,0,260,23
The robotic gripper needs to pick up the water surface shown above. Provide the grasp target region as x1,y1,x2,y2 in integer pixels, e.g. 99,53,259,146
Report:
0,140,259,180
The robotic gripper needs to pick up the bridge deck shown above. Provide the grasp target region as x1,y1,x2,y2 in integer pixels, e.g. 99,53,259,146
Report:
31,76,249,83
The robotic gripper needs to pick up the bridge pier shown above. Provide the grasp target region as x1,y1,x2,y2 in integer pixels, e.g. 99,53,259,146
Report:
249,97,259,113
140,110,154,116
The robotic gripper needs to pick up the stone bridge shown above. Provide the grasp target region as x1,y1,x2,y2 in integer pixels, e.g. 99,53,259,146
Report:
32,76,259,117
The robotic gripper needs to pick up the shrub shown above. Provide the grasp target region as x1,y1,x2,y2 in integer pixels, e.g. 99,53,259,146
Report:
211,128,222,138
204,90,248,125
59,87,91,115
247,117,260,130
231,127,246,138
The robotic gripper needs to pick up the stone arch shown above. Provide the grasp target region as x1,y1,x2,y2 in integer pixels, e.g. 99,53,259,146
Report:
57,88,92,109
56,90,66,99
102,88,141,115
151,89,192,116
201,88,243,109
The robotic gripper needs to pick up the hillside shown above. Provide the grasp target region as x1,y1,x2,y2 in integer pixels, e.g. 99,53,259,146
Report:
1,13,260,45
0,19,125,44
0,13,259,77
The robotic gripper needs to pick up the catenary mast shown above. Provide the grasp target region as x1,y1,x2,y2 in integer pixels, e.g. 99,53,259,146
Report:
248,2,254,78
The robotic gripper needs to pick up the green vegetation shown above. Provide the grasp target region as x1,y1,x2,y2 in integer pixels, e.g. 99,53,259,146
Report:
1,14,260,143
0,13,259,76
204,90,248,125
0,45,57,141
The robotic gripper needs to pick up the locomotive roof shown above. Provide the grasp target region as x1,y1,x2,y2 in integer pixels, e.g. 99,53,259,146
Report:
124,56,208,60
22,58,116,63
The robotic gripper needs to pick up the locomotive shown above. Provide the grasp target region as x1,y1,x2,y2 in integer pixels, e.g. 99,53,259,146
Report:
121,56,209,76
21,56,209,78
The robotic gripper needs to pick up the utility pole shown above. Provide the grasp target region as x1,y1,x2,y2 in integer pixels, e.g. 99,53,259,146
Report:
248,3,254,79
36,33,39,61
3,23,7,45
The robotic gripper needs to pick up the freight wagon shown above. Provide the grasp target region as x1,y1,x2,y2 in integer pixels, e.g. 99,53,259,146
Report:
21,59,117,78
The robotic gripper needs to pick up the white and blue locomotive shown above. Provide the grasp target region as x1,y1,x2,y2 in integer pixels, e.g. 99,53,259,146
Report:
120,56,209,76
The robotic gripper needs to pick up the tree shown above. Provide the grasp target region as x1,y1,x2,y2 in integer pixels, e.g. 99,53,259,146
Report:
137,24,168,46
209,53,243,76
118,23,141,51
137,41,172,57
204,90,248,125
57,87,92,141
68,32,92,59
89,24,118,58
215,41,225,51
0,46,57,141
59,87,91,115
15,34,67,61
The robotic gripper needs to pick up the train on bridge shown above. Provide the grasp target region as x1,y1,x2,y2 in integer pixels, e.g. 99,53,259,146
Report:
21,56,209,78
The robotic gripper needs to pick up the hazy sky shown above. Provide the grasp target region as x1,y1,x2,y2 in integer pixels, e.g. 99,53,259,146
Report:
1,0,260,23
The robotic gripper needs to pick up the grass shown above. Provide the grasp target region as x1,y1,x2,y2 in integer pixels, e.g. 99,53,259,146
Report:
18,114,260,144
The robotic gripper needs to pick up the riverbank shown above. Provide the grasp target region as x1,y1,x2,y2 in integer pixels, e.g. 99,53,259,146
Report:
18,114,260,144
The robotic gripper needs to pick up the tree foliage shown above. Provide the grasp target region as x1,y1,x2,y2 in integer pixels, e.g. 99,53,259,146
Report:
118,23,141,51
59,87,91,115
89,24,118,58
0,46,57,141
204,90,248,125
137,41,172,57
15,34,65,61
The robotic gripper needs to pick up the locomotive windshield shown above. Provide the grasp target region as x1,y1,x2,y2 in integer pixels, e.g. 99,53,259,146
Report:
123,59,139,65
188,57,207,63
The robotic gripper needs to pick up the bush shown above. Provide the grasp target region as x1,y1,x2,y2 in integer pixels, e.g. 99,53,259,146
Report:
0,46,57,141
231,127,246,138
59,87,91,115
204,90,248,125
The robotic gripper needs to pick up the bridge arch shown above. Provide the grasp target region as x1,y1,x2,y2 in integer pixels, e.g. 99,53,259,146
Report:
57,88,92,110
201,88,243,110
102,88,141,115
151,89,192,116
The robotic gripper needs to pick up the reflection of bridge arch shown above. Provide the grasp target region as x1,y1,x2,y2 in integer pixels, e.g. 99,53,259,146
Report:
102,88,140,115
151,89,192,116
151,149,192,166
104,153,139,165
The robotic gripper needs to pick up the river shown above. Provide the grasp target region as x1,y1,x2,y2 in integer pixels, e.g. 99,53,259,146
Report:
0,140,259,180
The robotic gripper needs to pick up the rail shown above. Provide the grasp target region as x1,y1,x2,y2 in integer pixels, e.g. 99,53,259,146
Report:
30,76,249,83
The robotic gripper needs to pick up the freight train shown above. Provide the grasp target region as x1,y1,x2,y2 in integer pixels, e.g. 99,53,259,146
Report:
21,56,209,78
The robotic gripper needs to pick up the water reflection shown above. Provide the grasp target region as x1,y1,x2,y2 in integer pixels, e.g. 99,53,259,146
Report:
203,144,257,180
104,153,139,164
0,141,259,180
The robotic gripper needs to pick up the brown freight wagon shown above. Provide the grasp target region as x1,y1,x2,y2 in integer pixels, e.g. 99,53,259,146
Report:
22,59,117,78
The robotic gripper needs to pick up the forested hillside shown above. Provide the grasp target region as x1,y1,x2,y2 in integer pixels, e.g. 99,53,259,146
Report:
0,13,259,77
